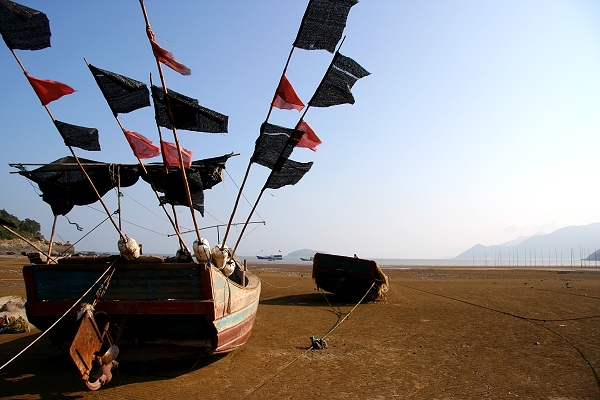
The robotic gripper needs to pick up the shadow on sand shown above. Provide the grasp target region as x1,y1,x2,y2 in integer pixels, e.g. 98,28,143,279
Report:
0,333,228,398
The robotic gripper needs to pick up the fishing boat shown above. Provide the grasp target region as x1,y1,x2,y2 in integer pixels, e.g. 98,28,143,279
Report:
311,252,389,301
0,0,263,390
1,0,369,390
257,254,283,261
300,256,314,261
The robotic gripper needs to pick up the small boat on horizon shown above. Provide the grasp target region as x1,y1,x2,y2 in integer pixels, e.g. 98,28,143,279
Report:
257,254,283,261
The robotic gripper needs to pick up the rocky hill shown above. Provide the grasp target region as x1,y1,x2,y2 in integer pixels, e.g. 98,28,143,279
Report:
0,239,74,256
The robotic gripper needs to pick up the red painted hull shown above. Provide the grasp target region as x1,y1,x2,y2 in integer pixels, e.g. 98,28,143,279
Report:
22,257,261,361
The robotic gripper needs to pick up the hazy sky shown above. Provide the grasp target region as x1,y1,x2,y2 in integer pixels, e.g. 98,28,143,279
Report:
1,1,599,259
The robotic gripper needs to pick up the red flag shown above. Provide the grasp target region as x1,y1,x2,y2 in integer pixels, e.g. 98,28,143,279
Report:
123,130,160,159
25,73,75,105
272,74,304,111
295,120,322,151
146,26,191,76
161,140,193,168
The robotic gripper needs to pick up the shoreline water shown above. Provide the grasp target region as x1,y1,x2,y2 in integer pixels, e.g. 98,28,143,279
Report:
242,256,600,269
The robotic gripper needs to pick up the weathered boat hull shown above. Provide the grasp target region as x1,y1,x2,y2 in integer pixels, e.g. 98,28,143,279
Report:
22,255,261,361
311,252,389,301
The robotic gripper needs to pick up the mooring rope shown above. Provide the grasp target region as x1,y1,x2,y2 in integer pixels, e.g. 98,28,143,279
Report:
395,282,600,389
258,277,304,290
0,257,120,371
395,282,600,322
240,281,375,400
319,288,343,317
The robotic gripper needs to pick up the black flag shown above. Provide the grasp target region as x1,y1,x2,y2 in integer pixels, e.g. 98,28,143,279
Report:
265,159,313,190
293,0,358,53
88,64,150,115
0,0,50,50
251,122,303,170
152,86,228,133
54,121,100,151
309,52,370,108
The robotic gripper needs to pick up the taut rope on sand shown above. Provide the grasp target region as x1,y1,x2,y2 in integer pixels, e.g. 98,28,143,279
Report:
240,281,375,400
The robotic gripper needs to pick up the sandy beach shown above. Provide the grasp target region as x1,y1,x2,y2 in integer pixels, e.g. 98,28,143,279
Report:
0,256,599,399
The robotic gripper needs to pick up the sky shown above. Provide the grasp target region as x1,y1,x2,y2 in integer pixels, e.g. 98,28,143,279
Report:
0,0,599,259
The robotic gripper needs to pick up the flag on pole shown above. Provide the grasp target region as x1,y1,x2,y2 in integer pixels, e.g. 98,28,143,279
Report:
293,0,358,53
146,26,191,76
264,159,313,190
308,52,369,108
152,86,228,133
160,140,192,168
0,0,51,50
123,130,160,159
54,121,100,151
272,74,304,111
88,64,150,115
295,119,321,151
160,169,204,215
251,122,303,170
25,73,74,105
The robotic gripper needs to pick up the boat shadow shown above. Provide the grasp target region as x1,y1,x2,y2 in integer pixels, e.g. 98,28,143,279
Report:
0,333,227,398
260,292,361,307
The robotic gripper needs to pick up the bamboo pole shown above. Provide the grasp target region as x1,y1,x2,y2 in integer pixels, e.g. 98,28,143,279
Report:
46,214,58,264
220,46,297,250
83,59,190,254
231,40,347,255
9,49,126,241
139,0,202,244
0,224,57,264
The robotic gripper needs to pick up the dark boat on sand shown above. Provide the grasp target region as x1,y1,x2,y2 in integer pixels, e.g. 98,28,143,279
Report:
312,252,389,301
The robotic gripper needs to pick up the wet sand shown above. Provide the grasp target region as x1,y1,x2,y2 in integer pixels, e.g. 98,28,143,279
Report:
0,256,599,399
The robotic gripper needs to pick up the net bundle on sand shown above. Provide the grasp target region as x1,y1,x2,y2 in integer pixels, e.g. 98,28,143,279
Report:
0,296,30,334
369,262,390,301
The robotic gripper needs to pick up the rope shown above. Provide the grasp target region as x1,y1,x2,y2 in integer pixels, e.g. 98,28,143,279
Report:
258,277,304,290
394,282,600,388
0,257,120,371
319,289,343,318
320,282,375,341
395,282,600,322
240,281,375,400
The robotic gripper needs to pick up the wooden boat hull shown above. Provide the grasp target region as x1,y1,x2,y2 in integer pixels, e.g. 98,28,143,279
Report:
311,253,389,301
22,256,261,361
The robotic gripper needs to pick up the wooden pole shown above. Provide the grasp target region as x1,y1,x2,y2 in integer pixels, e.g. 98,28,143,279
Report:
10,49,126,241
139,0,202,244
84,58,190,254
1,224,57,264
232,190,266,257
47,214,58,264
221,45,298,250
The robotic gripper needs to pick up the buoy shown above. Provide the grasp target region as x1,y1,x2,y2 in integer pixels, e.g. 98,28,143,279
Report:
193,238,211,262
117,237,140,260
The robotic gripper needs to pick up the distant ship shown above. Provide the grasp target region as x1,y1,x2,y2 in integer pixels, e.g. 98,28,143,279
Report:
257,254,283,261
300,256,314,261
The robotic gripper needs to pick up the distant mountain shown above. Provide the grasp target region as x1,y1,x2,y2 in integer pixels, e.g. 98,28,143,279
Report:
499,232,545,247
585,249,600,261
287,249,319,257
454,223,600,260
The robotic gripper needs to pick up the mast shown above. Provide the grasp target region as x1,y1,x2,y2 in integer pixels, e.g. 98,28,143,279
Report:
220,46,296,250
230,39,347,258
139,0,203,245
83,59,190,254
8,49,127,241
